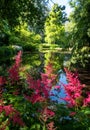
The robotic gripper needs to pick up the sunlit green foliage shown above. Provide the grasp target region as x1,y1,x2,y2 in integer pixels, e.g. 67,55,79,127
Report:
68,0,90,68
45,51,64,73
44,4,67,47
12,23,41,51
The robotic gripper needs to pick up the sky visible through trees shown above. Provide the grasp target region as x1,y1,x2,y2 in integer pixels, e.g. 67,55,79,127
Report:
49,0,72,16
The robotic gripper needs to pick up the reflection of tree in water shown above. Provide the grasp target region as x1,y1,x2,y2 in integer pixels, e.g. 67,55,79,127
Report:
44,51,64,73
21,52,44,79
22,51,66,79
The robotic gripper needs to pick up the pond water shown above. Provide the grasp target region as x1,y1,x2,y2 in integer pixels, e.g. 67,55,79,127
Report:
50,70,67,103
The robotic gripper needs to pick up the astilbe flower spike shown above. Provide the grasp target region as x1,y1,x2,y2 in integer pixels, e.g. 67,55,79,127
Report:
0,76,6,99
25,63,57,104
0,104,25,129
0,76,6,86
8,51,22,84
62,68,85,107
39,107,55,123
83,92,90,106
41,107,55,118
46,121,57,130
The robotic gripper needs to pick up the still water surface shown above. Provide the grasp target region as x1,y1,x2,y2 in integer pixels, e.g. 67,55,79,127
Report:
50,70,67,103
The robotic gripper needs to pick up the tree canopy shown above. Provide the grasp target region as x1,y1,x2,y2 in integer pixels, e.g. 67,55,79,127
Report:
68,0,90,67
44,4,67,47
0,0,49,33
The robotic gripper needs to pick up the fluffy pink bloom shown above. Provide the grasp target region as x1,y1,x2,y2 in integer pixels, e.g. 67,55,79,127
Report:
47,121,56,130
0,104,25,127
69,112,76,116
42,107,55,117
61,97,76,107
0,105,3,113
26,64,57,104
3,105,15,116
83,92,90,106
15,51,22,66
45,63,54,75
54,85,60,89
63,68,84,107
0,76,6,86
9,64,20,83
8,51,22,84
11,112,25,126
40,107,55,122
13,89,20,95
24,94,45,104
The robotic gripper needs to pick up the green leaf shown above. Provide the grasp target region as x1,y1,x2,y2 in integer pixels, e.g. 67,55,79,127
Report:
5,126,10,130
84,108,90,115
43,125,46,130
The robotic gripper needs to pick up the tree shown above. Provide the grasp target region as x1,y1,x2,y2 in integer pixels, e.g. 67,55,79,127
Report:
68,0,90,67
0,0,49,33
44,4,67,47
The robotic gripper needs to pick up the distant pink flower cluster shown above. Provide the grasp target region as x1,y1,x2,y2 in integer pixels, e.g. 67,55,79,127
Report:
8,51,22,84
15,50,22,66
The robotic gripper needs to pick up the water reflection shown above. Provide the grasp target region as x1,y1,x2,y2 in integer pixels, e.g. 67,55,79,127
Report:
22,51,66,73
44,51,65,74
50,70,67,103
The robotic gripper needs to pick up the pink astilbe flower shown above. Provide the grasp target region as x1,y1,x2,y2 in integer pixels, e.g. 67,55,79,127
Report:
0,104,25,127
0,77,6,97
25,75,49,103
15,50,22,66
13,89,20,95
3,105,15,116
0,105,3,113
45,63,54,75
69,112,76,117
26,75,46,103
41,73,54,92
40,107,55,122
54,85,60,89
8,51,22,84
63,68,85,107
41,107,55,118
25,63,57,104
44,63,57,85
83,92,90,106
24,94,45,104
0,76,6,86
11,111,25,126
46,121,56,130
